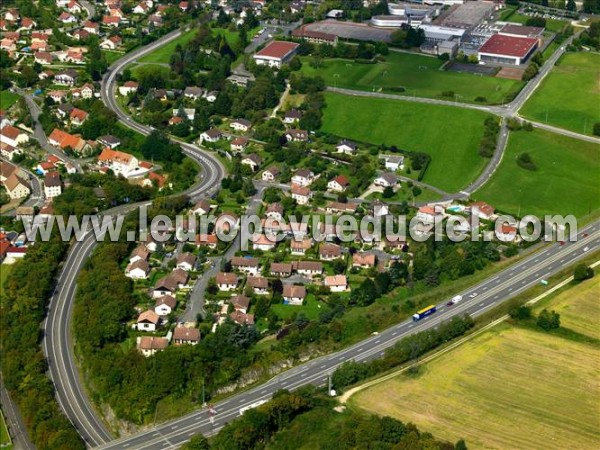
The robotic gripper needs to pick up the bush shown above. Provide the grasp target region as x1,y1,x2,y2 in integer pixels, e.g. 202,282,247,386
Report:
517,152,537,171
509,305,532,320
474,96,487,103
593,122,600,136
507,118,522,131
441,90,455,98
536,309,560,331
573,263,594,282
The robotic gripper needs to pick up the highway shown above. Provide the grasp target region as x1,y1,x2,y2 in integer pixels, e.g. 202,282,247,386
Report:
42,27,225,447
96,222,600,449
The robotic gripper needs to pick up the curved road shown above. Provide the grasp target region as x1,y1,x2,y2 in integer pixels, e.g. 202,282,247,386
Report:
43,27,225,447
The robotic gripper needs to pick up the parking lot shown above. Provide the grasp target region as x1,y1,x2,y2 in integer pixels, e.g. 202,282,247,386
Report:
304,20,394,42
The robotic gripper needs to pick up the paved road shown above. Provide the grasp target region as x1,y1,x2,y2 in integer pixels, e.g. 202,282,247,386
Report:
43,27,226,448
0,376,35,450
80,0,95,19
96,222,600,449
15,87,84,172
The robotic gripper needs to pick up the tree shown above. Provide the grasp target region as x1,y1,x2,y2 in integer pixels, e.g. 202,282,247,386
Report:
566,0,577,11
536,309,560,331
573,263,594,281
583,0,600,13
509,305,531,320
382,186,394,198
593,122,600,136
456,439,468,450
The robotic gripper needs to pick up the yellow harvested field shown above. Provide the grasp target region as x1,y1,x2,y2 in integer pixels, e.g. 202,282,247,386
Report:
536,278,600,340
352,322,600,449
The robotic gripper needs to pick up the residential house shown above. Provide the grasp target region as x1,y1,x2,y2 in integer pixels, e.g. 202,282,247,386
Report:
183,86,203,100
291,184,312,205
102,16,121,27
283,109,302,124
231,136,249,152
319,243,343,260
327,175,349,193
129,245,149,264
55,69,78,86
153,276,178,298
83,20,99,34
270,262,293,277
0,142,20,160
0,125,29,147
43,171,62,198
80,83,94,99
372,200,389,217
246,276,269,295
216,272,238,291
119,81,139,96
324,275,348,292
133,2,150,14
172,108,195,121
137,336,168,357
230,118,252,132
173,326,201,345
137,310,160,331
336,140,357,155
295,261,323,278
69,108,88,126
261,166,279,182
265,203,283,221
416,205,444,224
497,224,518,242
3,173,30,199
230,310,255,325
384,155,405,171
191,199,211,215
282,284,306,305
97,148,140,177
252,234,277,251
176,252,197,271
285,129,308,142
353,252,376,269
200,128,222,143
374,172,399,188
34,51,53,65
195,233,218,249
48,91,67,103
125,259,150,279
169,268,189,289
469,201,495,220
154,295,177,316
230,294,251,314
291,237,312,255
325,201,357,214
100,35,122,50
98,135,121,149
231,256,259,275
291,169,314,186
59,12,77,24
241,154,262,172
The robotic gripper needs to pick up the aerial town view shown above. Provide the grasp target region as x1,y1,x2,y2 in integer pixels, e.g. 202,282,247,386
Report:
0,0,598,448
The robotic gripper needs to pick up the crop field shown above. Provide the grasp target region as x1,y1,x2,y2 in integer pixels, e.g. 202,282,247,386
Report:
320,92,491,193
475,128,600,218
521,52,600,135
300,52,524,104
352,279,600,449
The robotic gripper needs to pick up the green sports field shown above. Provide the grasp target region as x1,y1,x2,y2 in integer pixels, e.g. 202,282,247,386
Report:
320,92,491,193
475,128,600,218
300,52,524,104
521,52,600,135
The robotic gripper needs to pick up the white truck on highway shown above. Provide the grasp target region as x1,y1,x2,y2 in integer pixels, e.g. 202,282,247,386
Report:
446,295,462,306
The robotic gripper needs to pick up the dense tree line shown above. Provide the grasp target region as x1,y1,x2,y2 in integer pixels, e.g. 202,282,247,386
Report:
333,314,475,390
478,116,500,158
0,236,85,450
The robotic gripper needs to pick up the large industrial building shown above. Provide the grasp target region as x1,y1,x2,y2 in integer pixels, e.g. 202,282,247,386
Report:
253,41,300,68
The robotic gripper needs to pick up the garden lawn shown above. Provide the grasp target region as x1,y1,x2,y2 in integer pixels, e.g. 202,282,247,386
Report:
137,29,198,64
300,52,524,104
271,294,328,321
474,128,600,218
0,90,19,109
321,92,491,192
521,52,600,135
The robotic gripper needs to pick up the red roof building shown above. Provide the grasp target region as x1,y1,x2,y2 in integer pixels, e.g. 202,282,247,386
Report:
478,34,538,65
253,41,300,68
